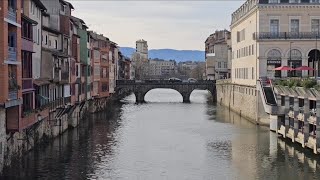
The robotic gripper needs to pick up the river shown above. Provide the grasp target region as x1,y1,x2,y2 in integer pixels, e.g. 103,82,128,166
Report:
2,89,320,180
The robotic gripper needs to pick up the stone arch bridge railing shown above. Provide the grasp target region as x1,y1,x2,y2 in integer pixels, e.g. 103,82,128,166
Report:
116,80,216,103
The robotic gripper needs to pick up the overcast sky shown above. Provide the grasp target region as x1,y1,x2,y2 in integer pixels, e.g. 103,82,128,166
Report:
70,1,244,50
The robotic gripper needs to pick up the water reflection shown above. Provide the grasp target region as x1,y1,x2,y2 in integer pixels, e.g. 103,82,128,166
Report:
2,90,320,179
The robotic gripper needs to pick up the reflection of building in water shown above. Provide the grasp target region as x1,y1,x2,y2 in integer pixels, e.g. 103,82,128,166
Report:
277,138,319,175
215,105,320,179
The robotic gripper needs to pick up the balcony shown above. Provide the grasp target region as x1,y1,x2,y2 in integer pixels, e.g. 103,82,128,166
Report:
22,79,33,91
49,97,71,111
253,32,320,40
7,8,17,22
8,47,17,61
22,38,34,52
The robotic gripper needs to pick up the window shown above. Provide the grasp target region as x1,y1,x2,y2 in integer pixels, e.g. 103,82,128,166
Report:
61,4,65,12
49,40,51,46
101,82,109,92
45,35,48,45
252,45,254,55
30,1,33,13
269,0,280,3
224,62,228,68
22,51,32,78
270,19,279,36
218,62,221,68
290,19,300,34
8,33,16,48
252,67,254,79
22,93,34,114
289,0,300,3
237,29,245,42
22,21,33,39
76,65,79,76
311,19,320,34
37,29,40,44
55,40,58,49
310,0,320,3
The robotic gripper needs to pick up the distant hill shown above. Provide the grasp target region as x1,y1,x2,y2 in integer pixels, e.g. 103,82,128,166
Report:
120,47,205,62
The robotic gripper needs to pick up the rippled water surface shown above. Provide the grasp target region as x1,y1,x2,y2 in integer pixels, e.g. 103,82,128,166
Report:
2,89,320,180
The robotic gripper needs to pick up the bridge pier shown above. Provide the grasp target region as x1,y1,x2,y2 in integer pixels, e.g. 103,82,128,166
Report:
135,91,146,103
182,92,191,103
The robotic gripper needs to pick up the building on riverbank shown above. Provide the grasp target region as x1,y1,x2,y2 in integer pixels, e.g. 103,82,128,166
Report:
217,0,320,154
231,0,320,86
205,30,231,80
0,0,126,173
218,0,320,122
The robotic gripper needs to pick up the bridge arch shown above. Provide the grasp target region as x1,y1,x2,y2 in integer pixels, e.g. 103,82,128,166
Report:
144,88,184,102
133,87,215,104
116,80,217,104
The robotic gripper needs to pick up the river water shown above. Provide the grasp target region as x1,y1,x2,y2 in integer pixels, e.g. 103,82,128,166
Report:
2,89,320,180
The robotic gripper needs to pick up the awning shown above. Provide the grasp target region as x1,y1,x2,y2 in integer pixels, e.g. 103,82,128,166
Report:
22,15,38,26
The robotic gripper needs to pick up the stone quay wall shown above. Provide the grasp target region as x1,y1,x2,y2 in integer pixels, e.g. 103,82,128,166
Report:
216,80,270,126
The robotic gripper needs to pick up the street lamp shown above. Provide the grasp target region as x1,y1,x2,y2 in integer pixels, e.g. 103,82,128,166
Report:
316,33,318,78
289,42,294,77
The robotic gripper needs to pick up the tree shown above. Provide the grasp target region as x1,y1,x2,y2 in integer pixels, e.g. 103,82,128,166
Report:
190,63,205,80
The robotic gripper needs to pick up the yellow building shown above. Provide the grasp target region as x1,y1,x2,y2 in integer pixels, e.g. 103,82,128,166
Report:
231,0,320,86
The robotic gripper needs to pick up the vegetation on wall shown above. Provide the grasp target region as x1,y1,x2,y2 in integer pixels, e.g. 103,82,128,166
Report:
274,78,320,90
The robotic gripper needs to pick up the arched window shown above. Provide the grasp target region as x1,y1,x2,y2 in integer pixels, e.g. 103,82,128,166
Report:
267,49,281,59
267,49,282,78
288,49,302,60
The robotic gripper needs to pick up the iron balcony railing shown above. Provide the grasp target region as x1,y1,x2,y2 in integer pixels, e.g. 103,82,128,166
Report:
253,32,320,40
49,97,71,111
8,47,17,61
7,8,16,22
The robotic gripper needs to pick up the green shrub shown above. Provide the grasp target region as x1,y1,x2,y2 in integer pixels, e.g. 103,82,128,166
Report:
287,79,301,88
301,79,317,89
314,84,320,90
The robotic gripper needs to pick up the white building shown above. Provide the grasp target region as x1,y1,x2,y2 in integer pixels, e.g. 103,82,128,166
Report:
205,30,231,80
149,59,176,78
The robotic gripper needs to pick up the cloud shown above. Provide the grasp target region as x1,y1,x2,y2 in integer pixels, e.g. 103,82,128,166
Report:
70,1,244,50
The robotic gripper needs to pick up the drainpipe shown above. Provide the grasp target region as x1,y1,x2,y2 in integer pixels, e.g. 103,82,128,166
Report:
255,8,259,124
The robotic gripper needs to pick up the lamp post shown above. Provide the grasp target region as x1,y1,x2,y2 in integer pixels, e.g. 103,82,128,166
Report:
316,33,318,78
289,42,294,77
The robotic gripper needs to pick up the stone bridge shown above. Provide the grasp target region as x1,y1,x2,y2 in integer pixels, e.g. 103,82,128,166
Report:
116,80,216,103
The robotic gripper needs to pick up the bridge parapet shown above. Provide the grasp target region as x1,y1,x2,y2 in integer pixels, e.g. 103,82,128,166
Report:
116,80,216,103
